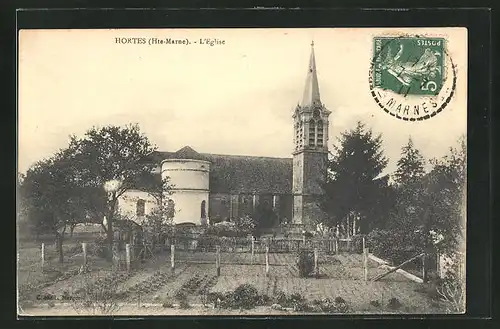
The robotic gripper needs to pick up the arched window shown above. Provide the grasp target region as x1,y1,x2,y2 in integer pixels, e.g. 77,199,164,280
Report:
136,199,145,216
201,200,207,218
309,119,316,146
317,120,324,147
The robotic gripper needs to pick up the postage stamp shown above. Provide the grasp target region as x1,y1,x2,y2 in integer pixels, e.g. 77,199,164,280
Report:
370,35,456,121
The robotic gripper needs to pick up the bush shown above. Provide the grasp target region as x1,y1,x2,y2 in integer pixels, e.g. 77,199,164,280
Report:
231,284,260,309
206,221,243,237
232,215,256,235
387,297,402,310
162,301,174,308
366,228,423,265
351,235,364,253
93,235,110,259
297,249,315,277
311,297,349,313
175,291,190,309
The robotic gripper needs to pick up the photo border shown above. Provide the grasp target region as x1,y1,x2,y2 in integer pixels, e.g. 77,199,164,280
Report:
3,4,493,329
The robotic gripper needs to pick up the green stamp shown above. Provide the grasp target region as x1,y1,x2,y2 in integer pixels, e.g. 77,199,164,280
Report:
373,37,445,96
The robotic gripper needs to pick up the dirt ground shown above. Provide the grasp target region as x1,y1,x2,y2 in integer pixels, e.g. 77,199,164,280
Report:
18,249,448,315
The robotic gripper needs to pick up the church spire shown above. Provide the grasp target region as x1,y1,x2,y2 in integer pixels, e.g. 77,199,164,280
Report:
300,41,321,107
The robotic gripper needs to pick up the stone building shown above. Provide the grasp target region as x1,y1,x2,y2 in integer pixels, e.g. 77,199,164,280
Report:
118,42,331,229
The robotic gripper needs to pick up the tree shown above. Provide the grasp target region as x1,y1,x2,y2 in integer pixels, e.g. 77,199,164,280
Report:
320,121,390,233
389,138,428,231
19,149,83,263
66,124,169,261
426,136,466,257
394,138,426,186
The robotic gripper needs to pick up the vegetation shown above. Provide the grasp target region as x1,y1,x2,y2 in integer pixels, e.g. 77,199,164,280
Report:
18,124,172,263
320,121,393,233
296,249,315,278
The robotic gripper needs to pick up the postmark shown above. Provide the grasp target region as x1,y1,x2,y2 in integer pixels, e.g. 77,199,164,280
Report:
370,35,457,121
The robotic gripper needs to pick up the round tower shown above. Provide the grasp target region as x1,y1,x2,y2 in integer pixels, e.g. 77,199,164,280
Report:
161,146,210,225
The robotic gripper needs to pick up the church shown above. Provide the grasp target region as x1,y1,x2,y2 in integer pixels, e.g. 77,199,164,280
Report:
118,43,332,229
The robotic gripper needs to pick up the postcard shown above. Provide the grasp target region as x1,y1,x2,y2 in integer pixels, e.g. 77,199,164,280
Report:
17,27,467,316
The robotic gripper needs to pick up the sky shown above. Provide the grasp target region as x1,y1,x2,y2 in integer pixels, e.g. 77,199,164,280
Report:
18,28,467,175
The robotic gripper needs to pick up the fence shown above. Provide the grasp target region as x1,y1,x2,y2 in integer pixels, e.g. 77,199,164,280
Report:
167,234,362,254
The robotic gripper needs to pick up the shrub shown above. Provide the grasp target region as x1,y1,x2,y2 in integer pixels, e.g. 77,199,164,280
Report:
232,284,260,309
310,297,349,313
71,273,122,315
232,215,256,235
297,249,314,277
162,301,174,308
205,221,241,237
273,290,287,305
93,235,110,259
351,235,365,253
370,300,381,307
175,292,190,309
387,297,402,310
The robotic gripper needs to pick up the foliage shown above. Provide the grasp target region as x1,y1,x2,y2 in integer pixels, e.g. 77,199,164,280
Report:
366,228,424,265
297,249,315,277
71,273,122,315
140,206,174,245
425,136,466,257
205,221,245,237
394,138,426,186
254,203,279,231
320,121,392,233
92,235,110,259
382,136,466,266
436,251,465,313
310,297,349,313
231,284,260,309
64,124,171,259
231,215,257,235
18,149,83,262
387,297,402,310
210,284,261,310
350,235,365,253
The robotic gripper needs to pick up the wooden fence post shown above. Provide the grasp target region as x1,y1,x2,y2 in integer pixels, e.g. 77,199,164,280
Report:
363,237,369,282
364,247,369,281
82,242,87,266
314,248,319,278
265,246,269,277
170,244,175,274
251,237,255,264
41,243,45,271
125,243,131,272
422,254,427,283
335,238,339,255
216,245,221,277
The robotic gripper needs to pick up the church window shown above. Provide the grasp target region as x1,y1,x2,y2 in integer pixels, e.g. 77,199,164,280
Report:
201,200,207,218
136,199,145,216
317,120,324,147
308,119,316,146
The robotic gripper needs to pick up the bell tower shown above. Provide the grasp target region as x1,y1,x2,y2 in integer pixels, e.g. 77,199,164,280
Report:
292,41,331,228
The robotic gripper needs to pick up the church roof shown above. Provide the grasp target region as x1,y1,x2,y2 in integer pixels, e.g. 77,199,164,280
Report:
151,148,292,194
170,146,206,161
301,41,322,108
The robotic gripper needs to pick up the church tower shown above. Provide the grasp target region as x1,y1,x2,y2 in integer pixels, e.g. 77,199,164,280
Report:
292,41,331,228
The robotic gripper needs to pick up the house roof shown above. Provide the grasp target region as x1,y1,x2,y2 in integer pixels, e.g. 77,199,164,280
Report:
151,148,292,194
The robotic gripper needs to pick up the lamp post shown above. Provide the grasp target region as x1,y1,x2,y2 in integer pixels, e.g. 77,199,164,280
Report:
103,179,122,263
